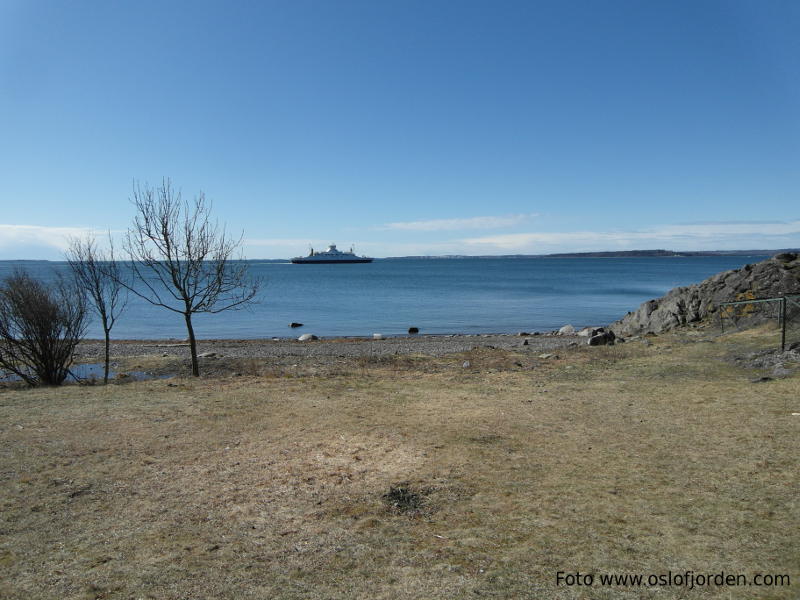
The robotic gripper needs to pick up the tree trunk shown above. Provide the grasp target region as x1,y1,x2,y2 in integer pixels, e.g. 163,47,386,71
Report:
103,330,110,384
102,314,110,385
184,312,199,376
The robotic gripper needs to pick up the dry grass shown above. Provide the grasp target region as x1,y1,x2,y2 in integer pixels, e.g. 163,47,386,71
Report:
1,332,798,599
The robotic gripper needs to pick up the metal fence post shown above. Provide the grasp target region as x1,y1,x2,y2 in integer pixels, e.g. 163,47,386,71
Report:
780,296,786,352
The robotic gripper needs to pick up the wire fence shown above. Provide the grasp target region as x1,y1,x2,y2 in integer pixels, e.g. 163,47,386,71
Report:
718,294,800,351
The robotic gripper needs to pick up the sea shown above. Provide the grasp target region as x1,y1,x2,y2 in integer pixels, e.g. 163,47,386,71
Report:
0,256,769,340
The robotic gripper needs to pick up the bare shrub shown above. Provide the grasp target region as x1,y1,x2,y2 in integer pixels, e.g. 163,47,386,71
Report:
66,234,127,384
0,271,88,386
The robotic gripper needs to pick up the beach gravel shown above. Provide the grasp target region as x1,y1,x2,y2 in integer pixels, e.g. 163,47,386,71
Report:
76,333,578,366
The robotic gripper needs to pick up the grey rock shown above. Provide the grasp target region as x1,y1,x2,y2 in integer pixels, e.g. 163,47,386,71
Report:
297,333,318,341
462,361,471,368
577,327,603,337
198,352,217,358
372,333,384,340
588,331,616,346
773,364,792,378
610,253,800,336
538,353,558,359
558,325,575,335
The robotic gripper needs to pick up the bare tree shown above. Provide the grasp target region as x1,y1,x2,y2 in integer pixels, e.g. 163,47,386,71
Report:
123,179,260,376
0,271,88,386
66,234,127,384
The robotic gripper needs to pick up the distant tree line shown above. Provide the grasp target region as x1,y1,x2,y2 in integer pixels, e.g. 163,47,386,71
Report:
0,178,260,386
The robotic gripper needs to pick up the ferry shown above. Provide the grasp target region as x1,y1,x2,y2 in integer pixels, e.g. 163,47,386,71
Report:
291,244,373,264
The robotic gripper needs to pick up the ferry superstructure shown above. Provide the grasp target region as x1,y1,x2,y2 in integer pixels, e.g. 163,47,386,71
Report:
291,244,373,264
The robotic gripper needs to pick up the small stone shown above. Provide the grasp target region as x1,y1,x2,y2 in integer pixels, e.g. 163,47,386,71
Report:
462,361,471,368
521,339,529,346
538,353,557,359
298,333,318,341
773,365,791,378
750,376,773,383
372,333,384,340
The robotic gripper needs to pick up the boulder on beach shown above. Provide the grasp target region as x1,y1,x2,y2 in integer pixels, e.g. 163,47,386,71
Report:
408,327,419,334
611,253,800,336
558,324,575,335
588,331,616,346
373,333,384,340
578,327,603,337
298,333,318,341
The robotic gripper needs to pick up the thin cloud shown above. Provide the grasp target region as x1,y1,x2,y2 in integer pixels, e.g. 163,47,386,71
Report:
0,224,94,251
461,220,800,252
244,238,328,247
381,213,539,232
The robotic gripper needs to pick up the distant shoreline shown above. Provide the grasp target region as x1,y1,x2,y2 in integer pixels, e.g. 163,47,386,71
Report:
380,249,795,260
1,248,795,263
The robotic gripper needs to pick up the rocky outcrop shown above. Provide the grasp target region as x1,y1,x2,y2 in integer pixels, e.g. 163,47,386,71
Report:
611,252,800,336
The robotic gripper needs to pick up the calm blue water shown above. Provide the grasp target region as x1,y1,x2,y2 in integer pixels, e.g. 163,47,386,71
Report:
0,256,769,339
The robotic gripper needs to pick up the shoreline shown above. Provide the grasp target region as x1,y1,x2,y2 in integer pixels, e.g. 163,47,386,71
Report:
72,332,584,377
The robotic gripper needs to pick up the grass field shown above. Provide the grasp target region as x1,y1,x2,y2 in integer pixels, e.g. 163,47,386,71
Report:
1,330,798,599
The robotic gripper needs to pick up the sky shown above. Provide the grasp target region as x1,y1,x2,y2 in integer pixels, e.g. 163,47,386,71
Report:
0,0,798,259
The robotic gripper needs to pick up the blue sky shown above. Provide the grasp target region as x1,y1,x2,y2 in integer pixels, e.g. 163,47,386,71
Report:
1,0,798,259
